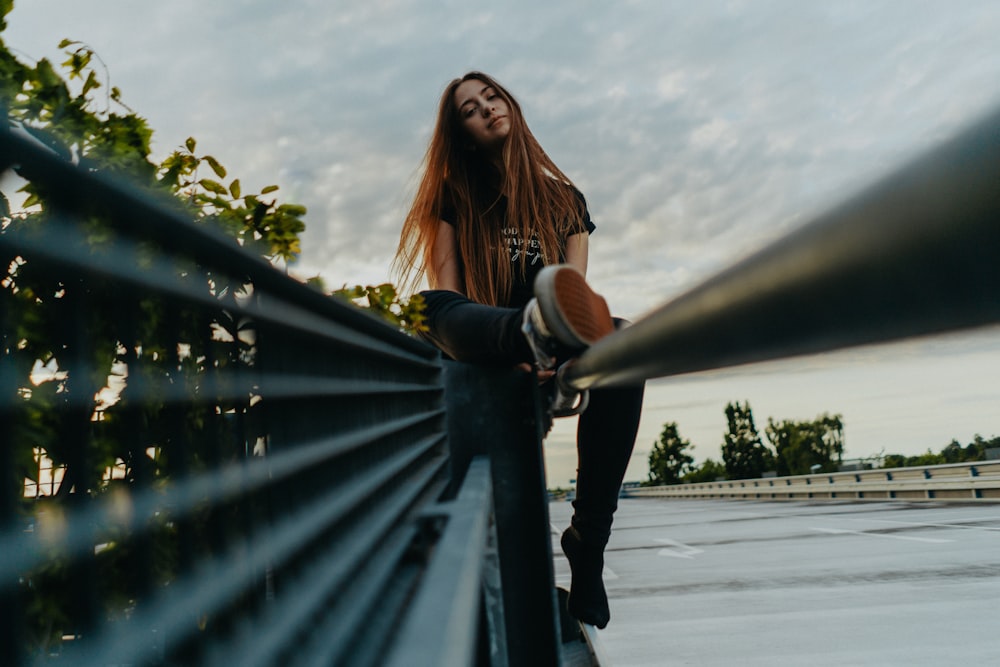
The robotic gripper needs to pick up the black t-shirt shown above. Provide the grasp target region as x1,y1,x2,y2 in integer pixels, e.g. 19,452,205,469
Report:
440,188,596,308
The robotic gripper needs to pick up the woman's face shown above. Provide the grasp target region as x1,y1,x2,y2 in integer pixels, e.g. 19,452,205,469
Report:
454,78,510,152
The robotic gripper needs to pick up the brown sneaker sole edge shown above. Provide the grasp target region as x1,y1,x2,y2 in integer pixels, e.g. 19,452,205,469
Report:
536,266,615,348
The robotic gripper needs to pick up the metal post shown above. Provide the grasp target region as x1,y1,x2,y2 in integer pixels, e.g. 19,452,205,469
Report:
443,362,562,666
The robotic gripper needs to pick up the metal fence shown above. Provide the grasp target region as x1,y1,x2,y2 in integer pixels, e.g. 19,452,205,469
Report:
0,124,502,666
629,460,1000,502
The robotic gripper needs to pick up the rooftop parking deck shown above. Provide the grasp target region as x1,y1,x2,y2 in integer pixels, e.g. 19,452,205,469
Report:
551,498,1000,666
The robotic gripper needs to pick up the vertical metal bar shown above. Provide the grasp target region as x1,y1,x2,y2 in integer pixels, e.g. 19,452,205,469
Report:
163,294,200,665
443,362,561,666
62,279,101,645
122,296,155,602
249,293,277,608
0,282,25,665
252,301,291,604
241,295,270,611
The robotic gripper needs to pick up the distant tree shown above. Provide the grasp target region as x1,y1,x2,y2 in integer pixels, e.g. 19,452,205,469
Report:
682,458,727,483
941,439,965,464
963,442,983,462
647,421,694,485
885,434,1000,470
967,434,1000,461
765,413,844,476
882,453,907,469
906,450,947,467
721,401,773,479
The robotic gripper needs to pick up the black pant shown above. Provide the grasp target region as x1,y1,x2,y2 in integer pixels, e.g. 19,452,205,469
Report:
420,289,645,538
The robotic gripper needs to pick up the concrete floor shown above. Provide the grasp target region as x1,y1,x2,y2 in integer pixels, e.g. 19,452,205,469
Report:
550,498,1000,666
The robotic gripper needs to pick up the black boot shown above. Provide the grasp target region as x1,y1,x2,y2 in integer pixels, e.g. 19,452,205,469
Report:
561,524,610,629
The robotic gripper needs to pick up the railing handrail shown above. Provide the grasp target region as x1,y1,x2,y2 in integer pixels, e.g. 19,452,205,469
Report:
0,126,435,360
629,460,1000,502
564,104,1000,390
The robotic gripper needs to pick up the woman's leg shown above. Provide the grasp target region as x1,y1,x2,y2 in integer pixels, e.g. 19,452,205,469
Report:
423,285,645,628
562,325,645,628
418,290,534,365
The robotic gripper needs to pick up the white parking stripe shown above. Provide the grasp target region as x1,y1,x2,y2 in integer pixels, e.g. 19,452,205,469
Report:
655,538,704,558
810,527,953,543
852,517,1000,532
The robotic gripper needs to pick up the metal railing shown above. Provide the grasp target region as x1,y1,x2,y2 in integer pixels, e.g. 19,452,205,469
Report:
628,460,1000,502
564,104,1000,390
0,125,487,666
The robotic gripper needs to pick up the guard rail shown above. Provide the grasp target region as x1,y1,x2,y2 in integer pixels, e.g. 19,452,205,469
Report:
628,460,1000,502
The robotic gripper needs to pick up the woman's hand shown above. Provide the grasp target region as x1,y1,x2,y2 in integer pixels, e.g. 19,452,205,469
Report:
515,362,555,383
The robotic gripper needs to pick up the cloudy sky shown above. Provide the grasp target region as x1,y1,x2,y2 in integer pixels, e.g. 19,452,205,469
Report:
5,0,1000,483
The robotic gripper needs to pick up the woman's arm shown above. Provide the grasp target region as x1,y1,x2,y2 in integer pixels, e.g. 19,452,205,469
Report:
429,222,465,293
564,232,589,277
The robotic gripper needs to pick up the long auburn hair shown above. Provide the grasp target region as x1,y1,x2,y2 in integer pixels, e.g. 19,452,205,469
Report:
394,71,586,306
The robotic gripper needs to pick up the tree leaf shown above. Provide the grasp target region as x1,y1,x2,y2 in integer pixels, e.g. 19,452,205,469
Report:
277,203,307,217
229,179,241,199
81,70,100,96
260,184,279,194
204,155,226,179
198,179,228,196
185,137,196,153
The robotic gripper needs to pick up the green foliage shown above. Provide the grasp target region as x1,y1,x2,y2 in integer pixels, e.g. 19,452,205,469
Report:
647,421,694,486
882,434,999,469
765,413,844,476
0,12,422,652
721,400,774,480
682,458,727,483
333,283,427,334
2,30,306,262
0,12,337,653
881,453,907,469
0,0,12,32
905,450,947,466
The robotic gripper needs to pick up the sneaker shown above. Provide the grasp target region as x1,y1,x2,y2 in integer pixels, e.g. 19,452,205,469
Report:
521,297,559,371
521,265,615,371
533,265,615,349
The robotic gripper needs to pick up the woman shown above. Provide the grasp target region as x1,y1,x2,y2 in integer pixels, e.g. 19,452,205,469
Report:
394,71,644,629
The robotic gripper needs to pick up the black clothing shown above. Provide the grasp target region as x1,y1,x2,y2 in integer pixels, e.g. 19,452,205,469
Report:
440,187,596,308
420,185,643,628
